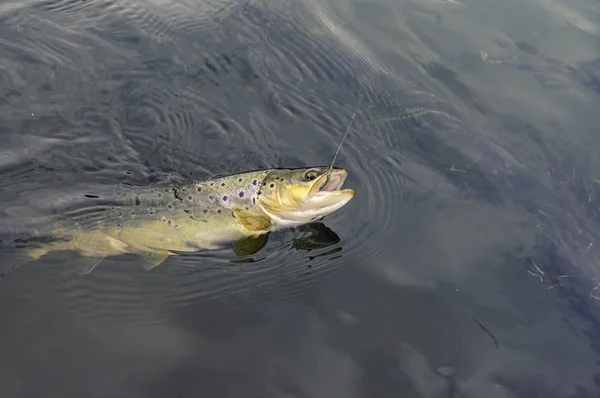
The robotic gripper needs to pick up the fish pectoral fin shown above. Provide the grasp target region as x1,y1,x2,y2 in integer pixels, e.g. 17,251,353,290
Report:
232,209,271,232
76,256,106,276
137,250,170,271
234,233,270,256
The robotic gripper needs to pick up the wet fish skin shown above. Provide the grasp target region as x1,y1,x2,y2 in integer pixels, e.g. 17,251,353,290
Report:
8,167,354,274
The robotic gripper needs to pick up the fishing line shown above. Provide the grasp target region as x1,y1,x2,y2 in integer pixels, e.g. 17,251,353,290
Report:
330,95,362,170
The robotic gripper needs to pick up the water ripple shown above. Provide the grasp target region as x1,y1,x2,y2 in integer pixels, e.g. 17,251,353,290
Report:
0,0,479,328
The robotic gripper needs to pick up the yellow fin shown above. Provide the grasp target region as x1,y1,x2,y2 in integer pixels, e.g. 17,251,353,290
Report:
232,208,271,232
234,233,270,256
137,250,170,271
0,243,62,278
76,256,105,276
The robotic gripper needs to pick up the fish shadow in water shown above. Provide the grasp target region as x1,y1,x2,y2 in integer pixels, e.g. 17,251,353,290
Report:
230,222,341,264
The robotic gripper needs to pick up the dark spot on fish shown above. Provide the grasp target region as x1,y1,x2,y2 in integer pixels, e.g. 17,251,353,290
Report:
262,182,267,186
135,196,141,206
253,180,257,185
197,187,202,192
275,177,279,180
221,183,225,187
210,183,214,186
168,204,172,209
172,188,183,202
157,192,162,198
209,195,214,200
118,212,123,217
239,191,244,198
223,195,228,201
257,191,262,196
188,195,193,201
217,209,222,213
174,224,178,228
238,178,242,182
245,207,249,210
252,197,256,204
269,184,274,188
168,220,171,225
203,209,208,214
84,194,99,199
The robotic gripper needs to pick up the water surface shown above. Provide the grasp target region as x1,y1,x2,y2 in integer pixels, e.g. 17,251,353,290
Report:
1,0,600,396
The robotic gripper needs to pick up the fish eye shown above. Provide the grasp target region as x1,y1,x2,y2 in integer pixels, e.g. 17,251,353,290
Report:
304,169,320,181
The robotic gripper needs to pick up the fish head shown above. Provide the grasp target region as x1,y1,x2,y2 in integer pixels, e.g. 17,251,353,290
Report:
256,167,355,226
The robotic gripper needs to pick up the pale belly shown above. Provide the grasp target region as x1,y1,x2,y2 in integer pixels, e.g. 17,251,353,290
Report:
64,214,255,257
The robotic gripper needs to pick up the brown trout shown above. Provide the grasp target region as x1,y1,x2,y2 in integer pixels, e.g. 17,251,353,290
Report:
6,167,354,275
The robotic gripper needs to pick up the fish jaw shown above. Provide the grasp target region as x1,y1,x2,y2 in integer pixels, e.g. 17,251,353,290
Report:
303,168,355,221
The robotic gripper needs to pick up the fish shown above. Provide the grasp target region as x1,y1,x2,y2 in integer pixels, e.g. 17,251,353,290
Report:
1,167,354,276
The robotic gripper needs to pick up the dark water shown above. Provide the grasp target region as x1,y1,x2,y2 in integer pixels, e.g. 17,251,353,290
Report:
1,0,600,396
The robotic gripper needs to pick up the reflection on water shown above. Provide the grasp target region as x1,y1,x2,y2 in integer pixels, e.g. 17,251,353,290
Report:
230,222,341,262
1,0,600,396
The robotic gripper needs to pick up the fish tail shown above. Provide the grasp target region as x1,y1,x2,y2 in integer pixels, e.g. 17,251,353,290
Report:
0,244,54,278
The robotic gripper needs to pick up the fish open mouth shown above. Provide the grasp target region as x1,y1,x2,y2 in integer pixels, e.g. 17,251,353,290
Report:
319,173,345,192
313,169,352,196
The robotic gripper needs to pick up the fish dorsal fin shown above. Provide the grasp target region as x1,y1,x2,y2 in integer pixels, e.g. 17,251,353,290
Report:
232,208,271,232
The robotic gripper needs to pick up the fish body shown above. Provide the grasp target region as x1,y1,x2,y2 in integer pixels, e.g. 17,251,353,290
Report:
7,167,354,274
